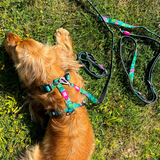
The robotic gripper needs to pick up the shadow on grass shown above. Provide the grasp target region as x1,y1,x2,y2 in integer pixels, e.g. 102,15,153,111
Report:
0,44,48,156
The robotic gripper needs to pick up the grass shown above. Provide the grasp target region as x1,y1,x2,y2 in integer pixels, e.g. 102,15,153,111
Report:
0,0,160,159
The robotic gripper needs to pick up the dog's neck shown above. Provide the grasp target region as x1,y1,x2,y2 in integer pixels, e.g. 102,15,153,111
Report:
38,72,86,117
46,105,90,135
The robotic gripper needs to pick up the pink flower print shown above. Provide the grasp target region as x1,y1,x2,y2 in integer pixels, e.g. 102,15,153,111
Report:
61,91,69,100
130,69,134,73
124,31,131,36
103,16,107,22
115,21,119,25
99,64,105,70
74,85,80,91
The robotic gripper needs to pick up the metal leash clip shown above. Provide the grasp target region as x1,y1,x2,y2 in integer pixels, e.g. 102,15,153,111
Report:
59,77,70,86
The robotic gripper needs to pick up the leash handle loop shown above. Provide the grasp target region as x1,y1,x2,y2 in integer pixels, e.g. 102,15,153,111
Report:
120,35,159,104
78,51,108,79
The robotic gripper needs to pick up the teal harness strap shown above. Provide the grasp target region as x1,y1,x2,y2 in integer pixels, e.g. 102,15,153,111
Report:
69,82,99,104
40,73,99,117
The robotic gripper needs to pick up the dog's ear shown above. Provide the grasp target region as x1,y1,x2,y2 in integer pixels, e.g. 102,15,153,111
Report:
5,32,23,63
5,32,22,47
15,40,58,88
15,41,44,87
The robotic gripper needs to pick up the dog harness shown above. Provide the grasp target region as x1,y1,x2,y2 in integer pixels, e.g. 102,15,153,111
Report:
40,73,99,117
84,0,160,104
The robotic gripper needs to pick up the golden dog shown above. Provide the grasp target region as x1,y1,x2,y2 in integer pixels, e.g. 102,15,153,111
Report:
5,28,95,160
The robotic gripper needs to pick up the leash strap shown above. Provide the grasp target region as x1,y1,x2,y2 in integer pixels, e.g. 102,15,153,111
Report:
100,16,160,103
40,73,99,116
120,36,159,103
78,51,108,78
80,0,115,104
87,0,159,103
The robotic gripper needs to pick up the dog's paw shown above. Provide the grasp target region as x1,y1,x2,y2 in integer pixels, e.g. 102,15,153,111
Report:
54,28,75,57
54,28,70,44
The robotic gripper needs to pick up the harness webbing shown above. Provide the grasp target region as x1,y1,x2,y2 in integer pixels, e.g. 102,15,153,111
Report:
40,73,99,116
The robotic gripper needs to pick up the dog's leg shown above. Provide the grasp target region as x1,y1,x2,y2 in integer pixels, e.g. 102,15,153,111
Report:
54,28,75,58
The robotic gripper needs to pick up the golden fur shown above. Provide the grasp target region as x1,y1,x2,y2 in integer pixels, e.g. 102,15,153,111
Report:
5,28,95,160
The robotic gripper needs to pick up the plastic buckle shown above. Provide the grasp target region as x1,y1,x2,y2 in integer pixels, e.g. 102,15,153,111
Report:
49,111,59,117
87,52,97,63
64,73,70,81
41,85,52,92
82,99,86,105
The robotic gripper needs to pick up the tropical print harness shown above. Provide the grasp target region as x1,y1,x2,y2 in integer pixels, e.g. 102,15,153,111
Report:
40,73,99,117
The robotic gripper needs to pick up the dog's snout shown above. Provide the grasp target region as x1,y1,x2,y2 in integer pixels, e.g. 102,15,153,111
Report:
5,31,10,39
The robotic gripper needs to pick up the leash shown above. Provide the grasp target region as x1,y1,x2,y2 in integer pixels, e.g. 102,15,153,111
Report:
40,73,99,117
101,16,160,104
82,0,160,104
78,0,115,104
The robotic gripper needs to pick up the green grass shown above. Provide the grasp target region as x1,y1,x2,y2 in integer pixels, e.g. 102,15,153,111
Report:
0,0,160,159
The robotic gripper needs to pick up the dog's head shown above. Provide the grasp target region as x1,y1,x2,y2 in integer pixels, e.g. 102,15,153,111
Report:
4,30,85,118
5,32,64,87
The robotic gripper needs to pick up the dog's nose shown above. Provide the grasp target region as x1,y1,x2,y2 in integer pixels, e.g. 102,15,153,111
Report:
5,31,10,39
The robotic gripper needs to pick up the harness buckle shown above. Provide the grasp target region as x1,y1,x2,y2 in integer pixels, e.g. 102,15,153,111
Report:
59,77,70,86
41,84,52,92
82,99,86,105
49,111,59,117
86,52,97,63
